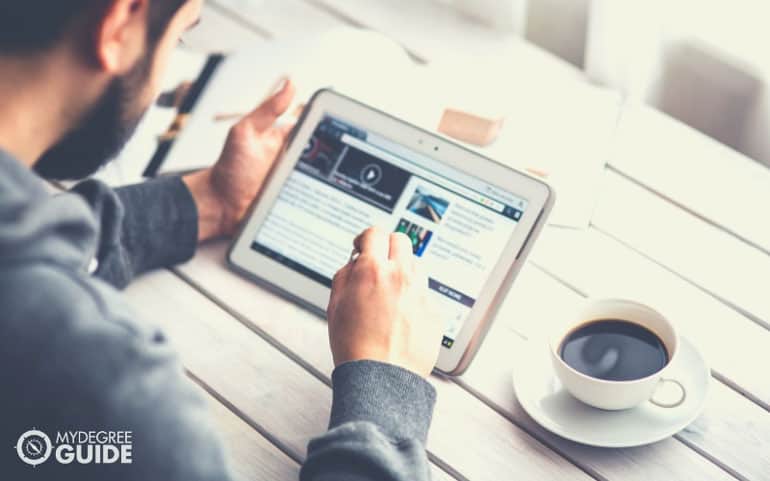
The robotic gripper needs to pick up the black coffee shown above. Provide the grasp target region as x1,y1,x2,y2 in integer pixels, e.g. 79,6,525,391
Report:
560,319,668,381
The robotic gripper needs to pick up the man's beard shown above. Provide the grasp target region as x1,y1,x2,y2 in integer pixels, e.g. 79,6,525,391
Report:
34,54,152,181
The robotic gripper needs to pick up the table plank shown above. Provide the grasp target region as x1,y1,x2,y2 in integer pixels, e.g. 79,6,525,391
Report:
592,170,770,330
124,269,455,481
465,263,769,481
610,104,770,254
531,226,770,410
123,271,329,459
174,242,597,481
203,385,301,481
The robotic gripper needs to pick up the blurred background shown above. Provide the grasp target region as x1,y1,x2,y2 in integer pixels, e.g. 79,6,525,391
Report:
177,0,770,170
98,0,769,231
446,0,770,169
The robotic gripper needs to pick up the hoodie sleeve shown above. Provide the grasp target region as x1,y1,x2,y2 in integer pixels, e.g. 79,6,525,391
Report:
300,361,436,481
71,177,198,289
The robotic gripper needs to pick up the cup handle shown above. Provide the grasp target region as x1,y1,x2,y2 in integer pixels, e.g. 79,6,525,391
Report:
650,378,687,408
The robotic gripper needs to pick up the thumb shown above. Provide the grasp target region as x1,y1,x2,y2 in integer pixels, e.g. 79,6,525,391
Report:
244,77,296,132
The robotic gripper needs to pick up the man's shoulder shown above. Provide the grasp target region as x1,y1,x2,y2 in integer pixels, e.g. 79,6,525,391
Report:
0,261,103,330
1,261,117,333
0,260,175,380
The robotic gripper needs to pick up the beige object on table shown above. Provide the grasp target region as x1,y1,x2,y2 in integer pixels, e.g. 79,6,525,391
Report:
438,108,505,146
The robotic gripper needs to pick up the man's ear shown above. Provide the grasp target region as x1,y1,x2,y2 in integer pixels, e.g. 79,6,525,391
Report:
94,0,148,74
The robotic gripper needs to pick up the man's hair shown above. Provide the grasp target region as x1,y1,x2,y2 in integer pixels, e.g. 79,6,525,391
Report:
0,0,187,54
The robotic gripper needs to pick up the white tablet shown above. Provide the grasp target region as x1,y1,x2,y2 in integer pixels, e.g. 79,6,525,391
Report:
229,89,554,375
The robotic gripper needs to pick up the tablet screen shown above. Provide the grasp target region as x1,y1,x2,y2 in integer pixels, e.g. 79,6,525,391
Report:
251,115,528,348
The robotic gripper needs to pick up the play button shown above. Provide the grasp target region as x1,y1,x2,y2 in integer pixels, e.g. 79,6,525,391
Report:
360,164,383,186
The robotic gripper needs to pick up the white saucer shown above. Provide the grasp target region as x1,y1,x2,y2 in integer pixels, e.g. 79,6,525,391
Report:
512,337,710,447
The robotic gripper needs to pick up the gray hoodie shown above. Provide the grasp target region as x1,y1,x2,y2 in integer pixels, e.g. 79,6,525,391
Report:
0,148,436,481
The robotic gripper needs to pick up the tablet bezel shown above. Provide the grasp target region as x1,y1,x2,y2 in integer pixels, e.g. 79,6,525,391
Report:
228,89,554,375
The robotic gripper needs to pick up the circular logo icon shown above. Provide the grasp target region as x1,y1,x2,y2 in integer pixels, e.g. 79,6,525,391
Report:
360,164,382,186
15,430,52,467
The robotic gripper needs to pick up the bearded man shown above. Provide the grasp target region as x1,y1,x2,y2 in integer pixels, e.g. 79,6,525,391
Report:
0,1,442,480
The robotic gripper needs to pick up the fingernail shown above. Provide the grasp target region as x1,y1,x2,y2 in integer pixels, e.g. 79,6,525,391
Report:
271,76,288,96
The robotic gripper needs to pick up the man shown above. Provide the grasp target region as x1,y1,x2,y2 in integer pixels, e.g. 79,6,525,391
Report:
0,1,443,479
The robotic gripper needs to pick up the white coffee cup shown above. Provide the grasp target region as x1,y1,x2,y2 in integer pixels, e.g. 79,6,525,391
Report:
549,299,686,411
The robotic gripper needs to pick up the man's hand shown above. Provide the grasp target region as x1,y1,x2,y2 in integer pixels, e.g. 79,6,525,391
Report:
327,227,443,378
183,78,296,241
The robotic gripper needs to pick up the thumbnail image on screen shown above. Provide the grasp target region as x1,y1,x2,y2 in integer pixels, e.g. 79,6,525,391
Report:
394,218,433,257
407,186,449,223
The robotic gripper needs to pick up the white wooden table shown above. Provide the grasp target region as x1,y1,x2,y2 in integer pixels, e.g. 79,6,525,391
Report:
123,2,770,480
